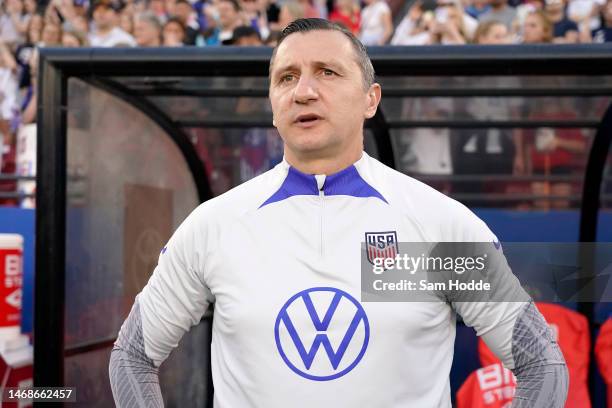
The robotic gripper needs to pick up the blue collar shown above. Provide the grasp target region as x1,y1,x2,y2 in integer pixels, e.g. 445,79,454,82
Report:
259,164,387,208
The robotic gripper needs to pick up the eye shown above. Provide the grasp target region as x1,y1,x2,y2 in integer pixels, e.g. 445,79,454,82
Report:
322,69,336,76
279,73,295,83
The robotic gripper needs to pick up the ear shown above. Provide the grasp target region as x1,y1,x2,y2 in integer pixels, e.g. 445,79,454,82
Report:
364,83,381,120
272,118,277,127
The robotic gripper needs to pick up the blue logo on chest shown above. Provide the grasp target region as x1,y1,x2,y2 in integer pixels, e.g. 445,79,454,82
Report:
274,287,370,381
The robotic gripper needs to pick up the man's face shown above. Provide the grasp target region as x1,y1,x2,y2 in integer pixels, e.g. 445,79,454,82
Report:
93,6,116,30
175,3,192,23
134,20,160,46
218,1,239,28
269,30,380,163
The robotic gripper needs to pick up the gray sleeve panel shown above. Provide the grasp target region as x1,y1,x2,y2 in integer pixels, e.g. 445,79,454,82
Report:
510,302,569,408
109,300,164,408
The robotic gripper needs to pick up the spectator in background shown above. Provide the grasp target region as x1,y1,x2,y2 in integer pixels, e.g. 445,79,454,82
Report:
61,26,89,46
240,0,272,41
465,0,491,19
1,0,30,49
173,0,199,44
0,41,18,204
568,0,603,32
225,25,263,45
26,14,44,46
479,0,517,30
89,0,136,46
71,14,90,33
429,0,478,44
399,97,454,193
119,10,135,35
391,0,435,45
474,18,511,42
40,22,62,46
134,11,162,46
265,0,282,30
13,14,40,93
148,0,167,23
591,0,612,41
455,24,522,205
521,9,554,41
163,17,187,45
526,98,587,209
4,0,32,47
329,0,361,34
0,42,18,148
545,0,580,42
513,0,545,35
359,0,393,44
297,0,322,19
201,0,244,45
278,0,306,29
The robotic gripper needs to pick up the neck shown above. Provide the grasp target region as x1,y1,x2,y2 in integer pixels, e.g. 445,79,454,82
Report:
284,145,363,175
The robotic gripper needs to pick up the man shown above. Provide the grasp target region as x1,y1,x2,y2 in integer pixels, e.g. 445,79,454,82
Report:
109,18,568,407
478,0,517,30
133,12,162,47
172,0,199,45
591,0,612,42
88,0,136,47
204,0,244,45
545,0,579,42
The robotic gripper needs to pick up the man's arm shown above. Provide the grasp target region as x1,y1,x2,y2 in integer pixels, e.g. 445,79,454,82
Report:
509,302,569,407
109,300,163,407
446,240,568,407
109,206,214,407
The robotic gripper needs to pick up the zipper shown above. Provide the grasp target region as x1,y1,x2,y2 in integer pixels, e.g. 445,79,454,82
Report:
319,188,324,257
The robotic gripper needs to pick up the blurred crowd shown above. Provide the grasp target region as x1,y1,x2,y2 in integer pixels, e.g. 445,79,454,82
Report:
0,0,611,206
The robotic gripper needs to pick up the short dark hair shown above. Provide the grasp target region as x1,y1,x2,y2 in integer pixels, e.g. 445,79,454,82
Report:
164,17,186,34
224,25,261,45
219,0,241,12
269,18,375,90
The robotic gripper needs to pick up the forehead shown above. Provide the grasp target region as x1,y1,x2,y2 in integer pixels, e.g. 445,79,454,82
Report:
271,30,358,73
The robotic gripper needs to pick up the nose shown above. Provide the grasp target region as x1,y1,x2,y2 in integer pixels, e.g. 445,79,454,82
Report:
293,75,319,104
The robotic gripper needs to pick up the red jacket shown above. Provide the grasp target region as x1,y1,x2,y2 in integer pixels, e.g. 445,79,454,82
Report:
595,318,612,408
457,363,515,408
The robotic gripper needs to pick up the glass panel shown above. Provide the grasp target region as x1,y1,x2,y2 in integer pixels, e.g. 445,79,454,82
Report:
65,78,205,401
379,96,610,123
113,76,270,93
65,347,114,407
378,76,612,91
185,127,283,195
148,96,273,123
63,323,210,408
391,126,593,209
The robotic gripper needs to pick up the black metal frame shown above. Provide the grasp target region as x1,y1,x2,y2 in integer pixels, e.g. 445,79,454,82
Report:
34,45,612,405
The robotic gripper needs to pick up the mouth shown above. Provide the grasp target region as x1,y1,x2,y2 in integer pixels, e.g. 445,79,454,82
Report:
294,113,323,128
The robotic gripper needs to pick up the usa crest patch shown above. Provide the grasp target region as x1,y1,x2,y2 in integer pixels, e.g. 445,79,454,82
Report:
365,231,398,265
